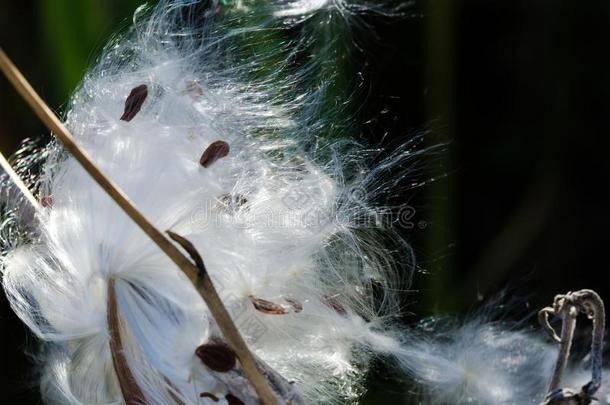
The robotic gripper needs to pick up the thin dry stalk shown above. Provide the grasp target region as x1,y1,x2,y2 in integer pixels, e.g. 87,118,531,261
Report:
0,151,41,212
539,289,605,405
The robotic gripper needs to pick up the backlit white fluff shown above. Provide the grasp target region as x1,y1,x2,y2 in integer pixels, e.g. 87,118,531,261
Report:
392,318,559,404
564,368,610,404
3,1,608,404
370,312,610,405
273,0,405,20
1,1,421,404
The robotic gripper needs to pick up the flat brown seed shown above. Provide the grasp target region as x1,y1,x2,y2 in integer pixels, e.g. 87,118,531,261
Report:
324,295,347,315
41,196,53,208
285,298,303,313
120,84,148,121
200,140,230,168
199,392,219,401
184,80,204,97
225,394,246,405
217,193,248,211
250,296,289,315
195,342,237,372
166,231,207,277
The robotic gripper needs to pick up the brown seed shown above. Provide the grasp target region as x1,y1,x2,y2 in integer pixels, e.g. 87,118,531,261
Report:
195,342,236,372
184,80,204,97
120,84,148,122
285,298,303,313
41,196,53,208
217,193,248,211
225,394,246,405
324,295,347,315
250,296,289,315
200,140,230,168
199,392,219,401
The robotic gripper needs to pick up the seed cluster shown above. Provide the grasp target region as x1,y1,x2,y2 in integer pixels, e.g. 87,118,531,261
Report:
116,85,304,405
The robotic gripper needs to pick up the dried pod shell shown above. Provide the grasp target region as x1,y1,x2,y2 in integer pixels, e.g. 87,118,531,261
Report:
120,84,148,121
250,296,289,315
200,140,230,167
196,342,237,372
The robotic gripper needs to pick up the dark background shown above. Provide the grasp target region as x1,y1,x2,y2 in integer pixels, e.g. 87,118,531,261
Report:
2,0,610,403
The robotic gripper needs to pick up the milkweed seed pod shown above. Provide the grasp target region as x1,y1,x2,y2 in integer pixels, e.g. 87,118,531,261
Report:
1,1,431,404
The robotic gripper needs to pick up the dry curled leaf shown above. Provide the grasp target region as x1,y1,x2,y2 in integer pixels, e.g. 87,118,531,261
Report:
200,140,230,168
250,296,290,315
120,84,148,121
196,342,237,372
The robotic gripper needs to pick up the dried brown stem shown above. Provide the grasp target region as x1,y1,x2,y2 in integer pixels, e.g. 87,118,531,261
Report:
0,48,277,405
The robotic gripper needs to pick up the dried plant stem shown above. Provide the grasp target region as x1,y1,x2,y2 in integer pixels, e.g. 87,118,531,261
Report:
0,48,277,405
576,290,605,396
107,279,146,404
0,151,42,212
539,289,605,404
548,305,577,392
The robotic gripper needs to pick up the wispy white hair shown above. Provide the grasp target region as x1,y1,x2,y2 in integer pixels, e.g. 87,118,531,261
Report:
3,2,607,405
394,317,558,404
1,0,431,404
381,306,610,405
273,0,406,20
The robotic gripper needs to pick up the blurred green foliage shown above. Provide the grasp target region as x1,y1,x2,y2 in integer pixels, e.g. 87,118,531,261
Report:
41,0,142,94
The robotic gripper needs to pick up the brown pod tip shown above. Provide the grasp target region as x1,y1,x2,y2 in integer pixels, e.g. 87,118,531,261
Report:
195,342,237,372
120,84,148,122
200,140,230,168
40,196,53,208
